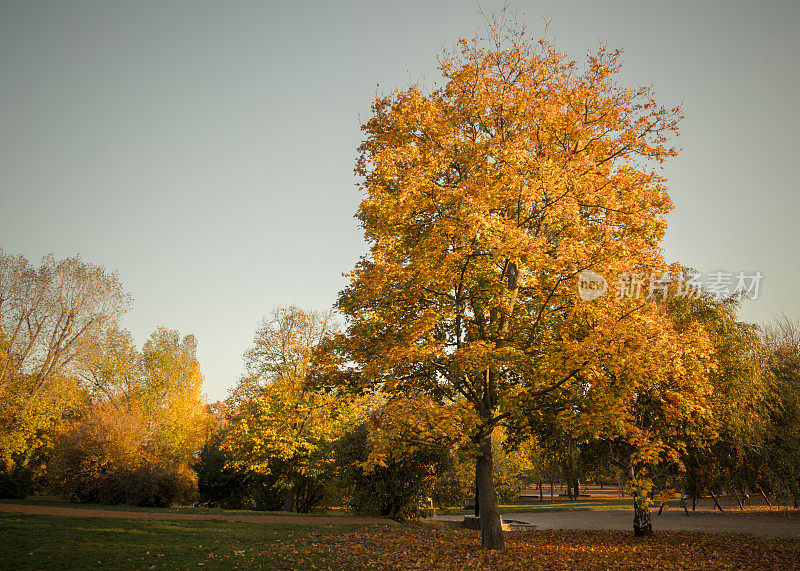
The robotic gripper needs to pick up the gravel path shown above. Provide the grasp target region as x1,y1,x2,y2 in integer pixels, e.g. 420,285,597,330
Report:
437,509,800,536
0,503,396,526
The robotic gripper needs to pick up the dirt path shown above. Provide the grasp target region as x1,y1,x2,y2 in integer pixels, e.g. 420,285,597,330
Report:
5,503,798,536
0,503,397,526
438,510,800,536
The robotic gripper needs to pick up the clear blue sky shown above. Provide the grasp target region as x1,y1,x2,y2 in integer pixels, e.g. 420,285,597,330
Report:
2,1,798,400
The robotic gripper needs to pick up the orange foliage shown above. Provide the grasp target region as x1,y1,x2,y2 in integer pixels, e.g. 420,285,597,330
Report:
335,14,704,546
267,526,800,570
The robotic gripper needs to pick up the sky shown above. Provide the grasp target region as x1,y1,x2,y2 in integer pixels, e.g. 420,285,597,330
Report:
1,1,798,401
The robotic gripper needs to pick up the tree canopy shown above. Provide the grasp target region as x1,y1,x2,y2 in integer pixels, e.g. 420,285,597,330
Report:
334,17,702,548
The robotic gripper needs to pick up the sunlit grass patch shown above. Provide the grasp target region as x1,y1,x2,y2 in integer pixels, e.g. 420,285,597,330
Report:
0,512,368,569
438,497,633,516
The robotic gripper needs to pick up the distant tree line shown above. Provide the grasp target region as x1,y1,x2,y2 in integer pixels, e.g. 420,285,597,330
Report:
3,248,800,530
0,249,206,506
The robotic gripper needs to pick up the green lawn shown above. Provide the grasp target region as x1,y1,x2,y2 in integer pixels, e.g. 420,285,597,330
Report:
439,497,632,516
4,512,799,570
0,512,368,569
5,503,800,570
2,495,634,518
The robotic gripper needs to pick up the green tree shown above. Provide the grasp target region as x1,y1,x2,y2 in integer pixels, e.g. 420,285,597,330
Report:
667,291,769,510
761,315,800,506
195,402,285,510
334,422,447,520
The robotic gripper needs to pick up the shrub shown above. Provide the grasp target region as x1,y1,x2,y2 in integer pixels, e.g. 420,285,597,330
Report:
334,423,447,521
195,434,284,510
121,466,197,507
0,470,27,499
47,404,201,507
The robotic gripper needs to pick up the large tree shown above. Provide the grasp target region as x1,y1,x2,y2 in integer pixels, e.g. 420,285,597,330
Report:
761,315,800,506
335,17,696,548
0,250,128,478
224,307,366,512
666,291,769,511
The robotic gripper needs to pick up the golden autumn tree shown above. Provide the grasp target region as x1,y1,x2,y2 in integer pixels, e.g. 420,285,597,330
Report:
335,16,700,548
50,327,209,506
224,307,368,512
538,303,717,535
138,327,209,466
0,250,128,485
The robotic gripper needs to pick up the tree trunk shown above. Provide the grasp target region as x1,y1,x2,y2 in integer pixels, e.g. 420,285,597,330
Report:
573,479,580,498
679,489,690,517
633,499,653,537
474,465,480,517
756,484,772,507
538,482,543,501
476,432,504,550
283,485,295,512
709,490,724,512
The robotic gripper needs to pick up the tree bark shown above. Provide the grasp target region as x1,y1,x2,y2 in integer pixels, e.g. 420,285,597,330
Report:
476,432,504,550
283,485,295,512
633,499,653,537
679,489,690,517
756,484,772,507
709,490,724,512
474,464,480,517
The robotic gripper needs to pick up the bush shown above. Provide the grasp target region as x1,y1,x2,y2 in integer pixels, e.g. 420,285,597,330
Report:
0,470,27,499
121,466,197,507
334,423,447,521
47,405,201,507
52,464,196,507
63,471,124,505
195,435,284,510
431,456,469,508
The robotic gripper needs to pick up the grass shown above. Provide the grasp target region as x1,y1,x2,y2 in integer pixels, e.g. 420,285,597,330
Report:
3,504,800,569
0,512,369,569
438,497,632,516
